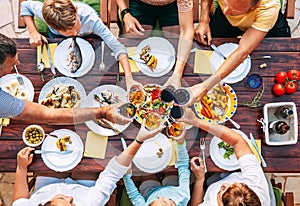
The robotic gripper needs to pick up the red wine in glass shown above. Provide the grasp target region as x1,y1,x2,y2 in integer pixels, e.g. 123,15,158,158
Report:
174,88,190,105
170,106,184,119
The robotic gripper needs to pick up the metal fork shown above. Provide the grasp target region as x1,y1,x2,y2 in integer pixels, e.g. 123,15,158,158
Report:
99,41,105,73
14,65,25,86
200,138,207,173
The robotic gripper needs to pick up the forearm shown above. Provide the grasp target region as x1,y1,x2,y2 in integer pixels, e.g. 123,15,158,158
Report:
115,0,129,11
173,11,194,76
13,166,29,201
116,141,141,167
119,54,133,78
23,16,39,34
200,0,213,23
190,179,205,206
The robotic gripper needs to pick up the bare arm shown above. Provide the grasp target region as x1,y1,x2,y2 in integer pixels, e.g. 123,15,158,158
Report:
190,157,205,206
194,0,213,45
14,101,131,125
13,147,34,201
189,28,267,104
23,16,47,46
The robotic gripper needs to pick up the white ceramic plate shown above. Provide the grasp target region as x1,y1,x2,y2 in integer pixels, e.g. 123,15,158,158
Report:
38,76,86,107
54,37,95,77
0,74,34,101
41,129,83,172
133,133,172,173
210,43,251,84
81,85,131,136
209,129,250,171
135,37,176,77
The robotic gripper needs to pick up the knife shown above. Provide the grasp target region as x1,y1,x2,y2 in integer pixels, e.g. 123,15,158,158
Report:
210,44,227,60
34,149,73,155
46,44,56,75
249,133,267,167
120,137,127,150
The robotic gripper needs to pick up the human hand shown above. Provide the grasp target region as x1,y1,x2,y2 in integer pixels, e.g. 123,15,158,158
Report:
136,119,165,143
100,103,133,125
29,31,48,47
190,157,205,181
182,83,208,107
126,76,144,97
178,108,198,126
17,147,35,170
194,23,212,46
163,73,181,90
123,14,145,36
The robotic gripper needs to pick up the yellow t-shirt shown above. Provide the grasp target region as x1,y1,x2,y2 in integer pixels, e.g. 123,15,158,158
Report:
218,0,280,32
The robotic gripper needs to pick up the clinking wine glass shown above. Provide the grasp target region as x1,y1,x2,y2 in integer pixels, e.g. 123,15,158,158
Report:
174,88,190,106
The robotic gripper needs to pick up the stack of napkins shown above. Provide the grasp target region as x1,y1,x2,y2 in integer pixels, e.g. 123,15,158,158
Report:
250,139,262,164
37,43,58,68
84,131,108,159
194,50,213,74
119,47,139,73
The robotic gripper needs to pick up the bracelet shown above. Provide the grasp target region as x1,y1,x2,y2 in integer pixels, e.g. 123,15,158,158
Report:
121,8,131,20
135,138,143,144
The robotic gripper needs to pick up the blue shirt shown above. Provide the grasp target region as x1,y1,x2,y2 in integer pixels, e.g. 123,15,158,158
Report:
20,1,127,60
123,142,190,206
0,87,25,118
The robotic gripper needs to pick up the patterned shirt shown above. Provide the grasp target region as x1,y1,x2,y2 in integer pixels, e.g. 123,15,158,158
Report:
0,87,25,118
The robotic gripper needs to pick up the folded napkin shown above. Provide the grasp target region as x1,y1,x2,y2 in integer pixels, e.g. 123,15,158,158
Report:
119,47,139,73
168,139,178,166
0,118,10,126
250,139,262,164
84,131,108,159
37,43,58,68
194,50,213,74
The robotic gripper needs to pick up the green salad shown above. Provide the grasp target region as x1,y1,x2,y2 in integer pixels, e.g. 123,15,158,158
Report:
218,141,234,159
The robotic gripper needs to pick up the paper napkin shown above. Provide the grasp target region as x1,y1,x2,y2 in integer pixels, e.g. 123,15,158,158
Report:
250,139,262,164
119,47,139,73
84,131,108,159
194,50,213,74
1,118,10,126
37,43,58,68
168,139,178,166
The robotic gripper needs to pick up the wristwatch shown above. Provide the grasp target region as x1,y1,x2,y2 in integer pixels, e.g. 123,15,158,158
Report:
121,8,131,20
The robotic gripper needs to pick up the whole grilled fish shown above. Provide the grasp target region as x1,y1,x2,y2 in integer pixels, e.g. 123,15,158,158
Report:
66,37,82,73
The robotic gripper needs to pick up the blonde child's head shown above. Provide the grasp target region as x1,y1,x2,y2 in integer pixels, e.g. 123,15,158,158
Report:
42,0,77,32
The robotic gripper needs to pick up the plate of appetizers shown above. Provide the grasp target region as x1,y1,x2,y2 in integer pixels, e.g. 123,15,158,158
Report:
134,37,176,77
210,43,251,84
41,129,83,172
194,83,237,124
81,84,131,136
0,74,34,101
210,129,251,171
38,77,86,108
54,37,95,77
133,133,172,173
129,84,172,125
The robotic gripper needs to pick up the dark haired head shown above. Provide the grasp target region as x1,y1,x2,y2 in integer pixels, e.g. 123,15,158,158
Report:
0,33,17,66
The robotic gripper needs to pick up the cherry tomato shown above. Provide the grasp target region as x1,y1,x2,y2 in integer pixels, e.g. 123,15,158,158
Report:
151,89,160,100
272,83,285,96
285,81,297,94
287,69,300,81
275,71,287,84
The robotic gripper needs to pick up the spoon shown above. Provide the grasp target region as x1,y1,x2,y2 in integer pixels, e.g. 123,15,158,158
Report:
37,44,45,81
99,41,105,73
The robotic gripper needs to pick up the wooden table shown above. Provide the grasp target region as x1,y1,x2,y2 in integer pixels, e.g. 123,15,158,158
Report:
1,37,299,173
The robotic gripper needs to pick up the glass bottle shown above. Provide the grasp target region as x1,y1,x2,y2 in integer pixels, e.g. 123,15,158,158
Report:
274,107,293,119
269,120,290,134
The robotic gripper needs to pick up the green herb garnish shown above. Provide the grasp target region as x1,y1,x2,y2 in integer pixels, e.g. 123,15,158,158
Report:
218,141,234,159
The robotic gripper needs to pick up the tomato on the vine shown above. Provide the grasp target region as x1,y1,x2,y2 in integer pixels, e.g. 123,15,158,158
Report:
272,84,285,96
285,81,297,94
275,71,287,84
287,69,300,81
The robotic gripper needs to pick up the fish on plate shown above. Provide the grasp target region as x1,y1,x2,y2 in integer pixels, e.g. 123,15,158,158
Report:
66,37,82,73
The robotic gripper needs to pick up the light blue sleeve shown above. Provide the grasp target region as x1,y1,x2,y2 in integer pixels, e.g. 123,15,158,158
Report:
20,1,44,21
123,174,147,206
0,88,25,118
175,141,191,195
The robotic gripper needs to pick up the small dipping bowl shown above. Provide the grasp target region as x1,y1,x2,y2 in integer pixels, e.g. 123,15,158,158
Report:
166,121,186,140
129,86,146,106
22,124,45,147
118,103,137,118
247,74,262,89
145,112,162,130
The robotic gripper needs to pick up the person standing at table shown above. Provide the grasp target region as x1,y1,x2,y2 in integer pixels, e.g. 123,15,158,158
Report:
179,108,270,206
20,0,142,91
122,133,190,205
12,120,165,206
183,0,291,104
115,0,195,90
0,33,130,125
